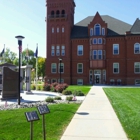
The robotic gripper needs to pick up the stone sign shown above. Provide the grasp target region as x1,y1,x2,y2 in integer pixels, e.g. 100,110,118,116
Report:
1,67,19,100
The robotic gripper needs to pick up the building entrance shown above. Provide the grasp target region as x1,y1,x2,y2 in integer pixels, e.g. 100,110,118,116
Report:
94,74,100,84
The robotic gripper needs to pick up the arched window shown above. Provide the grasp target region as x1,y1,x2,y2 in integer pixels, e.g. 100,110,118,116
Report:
134,43,140,54
61,10,65,17
56,10,60,17
94,24,101,35
51,11,55,17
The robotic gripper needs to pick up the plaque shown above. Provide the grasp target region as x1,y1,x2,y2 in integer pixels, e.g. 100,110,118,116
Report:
37,105,50,115
25,111,39,122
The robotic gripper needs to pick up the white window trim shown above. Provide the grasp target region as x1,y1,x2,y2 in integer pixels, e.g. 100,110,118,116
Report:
77,79,83,85
77,45,83,56
62,27,64,33
93,38,97,44
113,44,119,55
134,43,140,54
90,28,93,36
102,28,105,35
57,27,59,33
77,63,83,74
51,63,57,73
134,62,140,73
94,24,101,35
113,63,119,74
135,79,140,85
52,27,54,33
98,38,102,44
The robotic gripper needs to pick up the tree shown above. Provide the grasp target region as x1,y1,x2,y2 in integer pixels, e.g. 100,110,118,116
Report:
22,49,36,67
38,57,46,78
0,48,17,64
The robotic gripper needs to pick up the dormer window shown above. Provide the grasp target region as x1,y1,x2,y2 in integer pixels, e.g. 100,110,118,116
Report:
94,24,101,35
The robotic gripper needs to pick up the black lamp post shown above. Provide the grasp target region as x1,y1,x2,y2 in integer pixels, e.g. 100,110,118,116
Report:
58,58,62,84
15,35,25,105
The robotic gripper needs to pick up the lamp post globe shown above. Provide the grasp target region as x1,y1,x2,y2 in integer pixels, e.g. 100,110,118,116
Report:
15,35,25,105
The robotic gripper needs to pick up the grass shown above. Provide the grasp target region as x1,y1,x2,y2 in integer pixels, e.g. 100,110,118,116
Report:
0,103,80,140
66,85,91,95
103,88,140,140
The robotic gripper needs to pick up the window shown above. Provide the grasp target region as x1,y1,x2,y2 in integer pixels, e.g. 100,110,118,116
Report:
113,63,119,73
52,27,54,33
134,62,140,73
90,28,93,36
62,27,64,33
93,38,97,44
94,24,101,35
135,79,140,85
98,50,102,59
77,45,83,56
61,10,65,17
134,43,140,54
51,79,57,83
51,63,57,73
51,46,55,56
56,46,60,56
57,27,59,33
77,79,83,85
51,11,55,17
98,38,102,44
77,63,83,73
58,79,64,83
56,10,60,17
113,44,119,55
102,28,105,35
58,63,64,73
61,46,65,56
93,50,97,59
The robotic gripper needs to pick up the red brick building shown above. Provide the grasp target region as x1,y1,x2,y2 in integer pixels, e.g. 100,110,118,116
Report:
45,0,140,85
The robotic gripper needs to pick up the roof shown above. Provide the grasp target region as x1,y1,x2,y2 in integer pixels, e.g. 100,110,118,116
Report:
71,15,132,38
130,18,140,34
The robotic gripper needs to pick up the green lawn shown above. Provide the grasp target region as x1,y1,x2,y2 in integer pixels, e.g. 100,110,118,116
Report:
66,85,91,95
0,103,80,140
103,88,140,140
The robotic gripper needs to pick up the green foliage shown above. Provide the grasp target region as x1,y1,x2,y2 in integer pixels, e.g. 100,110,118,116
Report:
54,96,62,100
0,104,80,140
45,97,54,102
62,90,72,95
103,88,140,139
31,84,36,90
38,57,46,78
66,96,73,101
66,85,91,95
72,90,84,96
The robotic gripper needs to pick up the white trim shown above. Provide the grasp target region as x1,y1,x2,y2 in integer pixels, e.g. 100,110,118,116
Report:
113,44,119,55
77,63,83,73
113,63,119,74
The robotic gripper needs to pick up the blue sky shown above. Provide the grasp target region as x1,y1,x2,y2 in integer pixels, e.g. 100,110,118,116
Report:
0,0,140,58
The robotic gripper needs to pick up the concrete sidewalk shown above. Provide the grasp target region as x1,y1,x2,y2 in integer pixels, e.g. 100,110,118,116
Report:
60,86,128,140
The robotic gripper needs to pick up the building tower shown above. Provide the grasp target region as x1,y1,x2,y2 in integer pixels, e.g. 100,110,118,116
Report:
45,0,75,84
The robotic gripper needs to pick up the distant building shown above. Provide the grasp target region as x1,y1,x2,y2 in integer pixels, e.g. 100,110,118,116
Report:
45,0,140,85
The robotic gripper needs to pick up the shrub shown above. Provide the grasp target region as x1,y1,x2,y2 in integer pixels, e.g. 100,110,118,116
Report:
31,84,36,90
62,90,72,95
51,82,58,87
54,96,62,100
66,96,73,101
50,86,56,92
43,83,51,91
45,97,54,102
37,85,41,90
55,84,64,93
62,83,69,90
72,90,84,96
